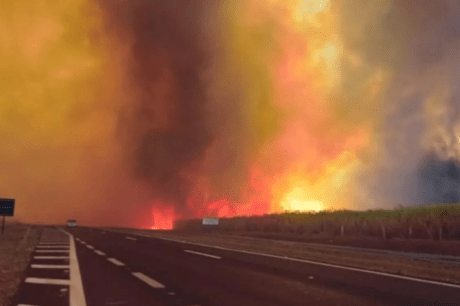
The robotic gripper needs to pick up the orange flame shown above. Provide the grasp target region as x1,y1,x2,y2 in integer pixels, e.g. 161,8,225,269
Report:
149,205,174,230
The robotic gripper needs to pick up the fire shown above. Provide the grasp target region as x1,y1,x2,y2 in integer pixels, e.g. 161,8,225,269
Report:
280,187,324,212
146,0,373,223
149,206,174,230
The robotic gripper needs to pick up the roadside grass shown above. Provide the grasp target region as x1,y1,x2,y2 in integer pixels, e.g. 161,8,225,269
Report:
0,223,41,306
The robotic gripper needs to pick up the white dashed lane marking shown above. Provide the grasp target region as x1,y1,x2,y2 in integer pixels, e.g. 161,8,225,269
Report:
132,272,165,289
39,241,68,244
94,250,106,256
31,264,69,269
16,228,85,306
86,245,94,250
107,258,125,266
25,278,70,286
184,250,221,259
126,236,137,241
34,256,69,259
40,239,69,242
36,245,70,249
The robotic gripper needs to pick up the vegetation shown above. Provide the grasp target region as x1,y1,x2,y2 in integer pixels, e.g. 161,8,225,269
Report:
175,203,460,241
0,223,41,306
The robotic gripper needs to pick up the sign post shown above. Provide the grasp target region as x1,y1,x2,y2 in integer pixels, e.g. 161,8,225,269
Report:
0,198,15,235
202,218,219,233
202,218,219,226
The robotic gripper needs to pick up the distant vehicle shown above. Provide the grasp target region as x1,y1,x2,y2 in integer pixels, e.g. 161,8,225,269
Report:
67,219,77,227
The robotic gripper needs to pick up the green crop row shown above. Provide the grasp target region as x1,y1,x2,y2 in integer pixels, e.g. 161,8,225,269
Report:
175,203,460,240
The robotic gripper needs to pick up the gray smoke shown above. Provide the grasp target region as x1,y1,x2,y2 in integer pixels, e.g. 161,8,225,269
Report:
417,153,460,204
349,0,460,209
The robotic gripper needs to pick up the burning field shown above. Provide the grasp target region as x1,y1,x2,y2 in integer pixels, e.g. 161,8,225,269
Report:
1,0,460,228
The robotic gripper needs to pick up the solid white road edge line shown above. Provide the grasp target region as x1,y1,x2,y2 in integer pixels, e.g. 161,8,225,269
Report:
126,237,137,241
107,258,125,266
94,250,106,256
58,227,87,306
132,272,165,289
25,278,70,286
31,264,69,269
139,234,460,289
184,250,221,259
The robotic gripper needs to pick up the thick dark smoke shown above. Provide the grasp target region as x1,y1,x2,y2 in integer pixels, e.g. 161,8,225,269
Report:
116,0,212,207
98,0,247,216
417,153,460,204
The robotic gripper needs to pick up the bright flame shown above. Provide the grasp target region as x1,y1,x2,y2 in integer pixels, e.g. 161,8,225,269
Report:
281,187,324,212
179,0,372,221
150,207,174,230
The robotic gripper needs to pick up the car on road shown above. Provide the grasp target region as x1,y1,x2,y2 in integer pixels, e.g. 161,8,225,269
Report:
67,219,77,227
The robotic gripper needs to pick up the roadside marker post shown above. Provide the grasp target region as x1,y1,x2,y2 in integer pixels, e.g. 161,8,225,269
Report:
202,218,219,233
0,198,15,235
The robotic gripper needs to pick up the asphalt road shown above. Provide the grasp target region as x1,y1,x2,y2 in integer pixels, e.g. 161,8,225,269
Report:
53,227,460,306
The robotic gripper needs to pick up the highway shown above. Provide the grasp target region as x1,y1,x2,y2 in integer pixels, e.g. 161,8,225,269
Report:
12,227,460,306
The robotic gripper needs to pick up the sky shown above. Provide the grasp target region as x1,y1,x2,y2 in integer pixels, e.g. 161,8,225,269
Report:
1,0,460,228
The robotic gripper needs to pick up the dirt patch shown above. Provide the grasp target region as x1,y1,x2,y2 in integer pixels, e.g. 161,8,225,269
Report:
109,227,460,285
0,223,41,306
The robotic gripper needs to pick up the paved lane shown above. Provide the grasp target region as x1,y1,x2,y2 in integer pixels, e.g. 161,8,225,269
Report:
68,227,460,306
11,227,175,306
74,234,175,306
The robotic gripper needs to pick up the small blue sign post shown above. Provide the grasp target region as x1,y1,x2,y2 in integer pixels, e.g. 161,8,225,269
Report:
0,198,15,235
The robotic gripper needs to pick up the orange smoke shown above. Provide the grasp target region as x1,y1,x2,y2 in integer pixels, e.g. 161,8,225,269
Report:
3,0,398,228
131,0,380,229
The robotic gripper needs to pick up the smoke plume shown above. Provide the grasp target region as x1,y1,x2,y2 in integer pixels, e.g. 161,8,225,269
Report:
2,0,460,228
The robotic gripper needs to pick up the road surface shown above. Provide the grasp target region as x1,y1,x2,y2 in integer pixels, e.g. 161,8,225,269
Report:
11,226,460,306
